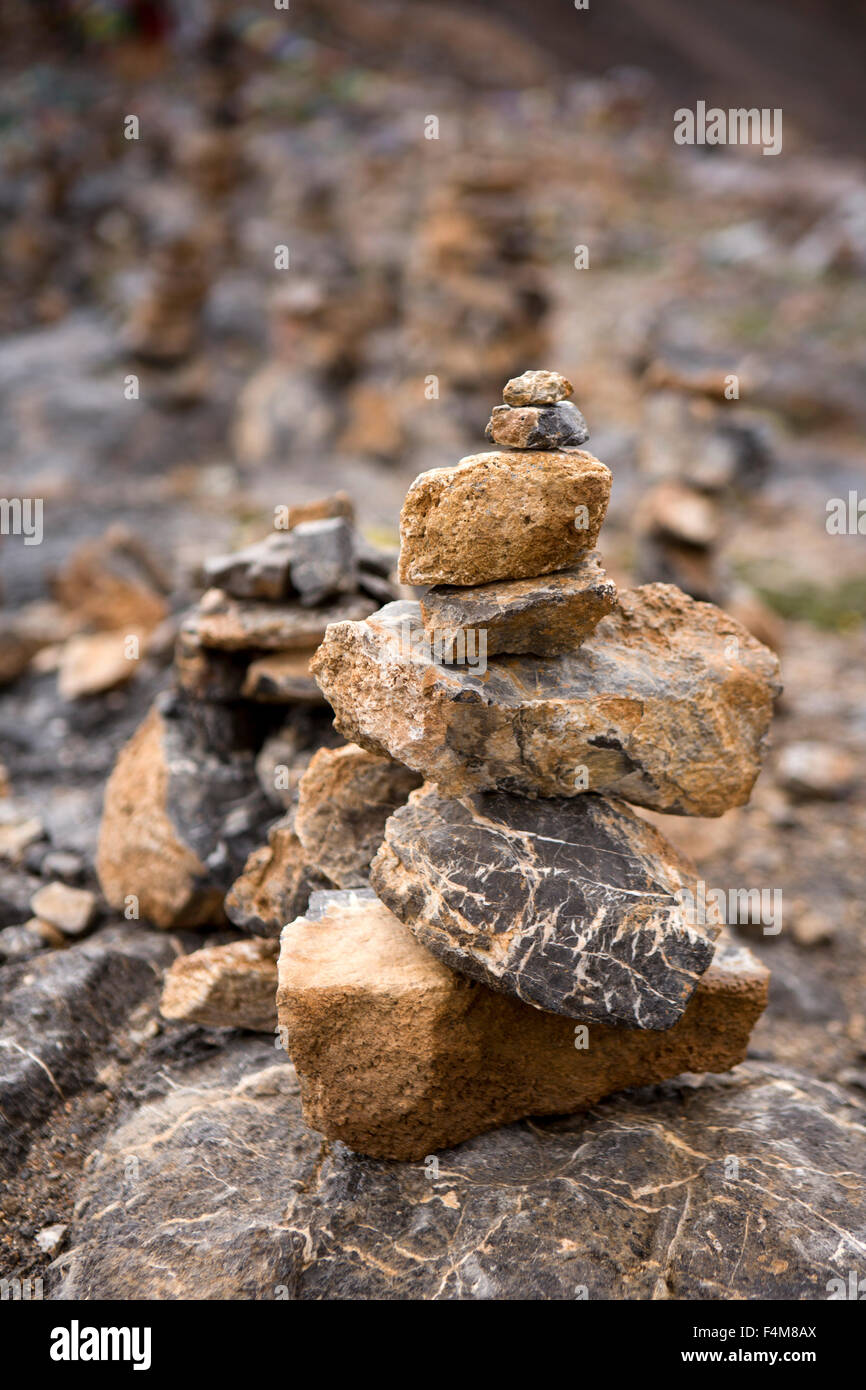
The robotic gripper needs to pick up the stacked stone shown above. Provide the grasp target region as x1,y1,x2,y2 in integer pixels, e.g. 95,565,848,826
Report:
275,370,782,1160
97,496,408,933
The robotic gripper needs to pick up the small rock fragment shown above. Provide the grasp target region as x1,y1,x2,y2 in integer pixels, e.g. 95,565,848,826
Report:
397,450,611,586
225,815,329,938
776,741,857,800
277,893,768,1159
161,938,279,1032
502,370,573,406
485,401,589,450
205,533,295,601
294,745,422,889
35,1223,68,1256
419,551,616,657
30,882,97,936
288,517,357,606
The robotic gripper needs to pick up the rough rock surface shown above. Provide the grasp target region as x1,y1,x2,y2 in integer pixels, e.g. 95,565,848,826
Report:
371,786,720,1026
161,937,279,1032
55,1043,864,1299
397,450,611,586
193,589,375,652
419,551,616,657
294,745,421,889
278,892,762,1156
0,925,176,1177
485,401,589,450
224,813,329,938
312,585,782,815
502,369,573,406
97,702,273,928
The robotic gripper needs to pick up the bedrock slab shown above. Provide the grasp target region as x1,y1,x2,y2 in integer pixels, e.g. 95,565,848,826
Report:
56,1052,864,1299
397,450,611,586
370,786,720,1025
277,892,764,1158
161,938,279,1032
311,584,782,816
419,551,616,657
294,745,421,889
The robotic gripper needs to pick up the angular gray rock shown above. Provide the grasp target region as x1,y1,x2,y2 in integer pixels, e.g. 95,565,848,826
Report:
55,1043,866,1300
371,785,720,1026
312,585,782,816
419,551,616,657
203,520,357,608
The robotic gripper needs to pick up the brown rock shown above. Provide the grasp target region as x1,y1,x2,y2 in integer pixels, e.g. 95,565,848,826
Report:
485,401,589,450
294,746,422,889
635,480,721,549
311,585,782,816
58,631,139,699
161,938,279,1032
30,881,97,936
97,704,268,928
419,550,616,657
286,493,355,529
397,450,611,586
276,893,769,1159
97,708,220,929
502,370,573,406
225,814,329,938
54,525,169,635
241,650,323,704
194,589,375,652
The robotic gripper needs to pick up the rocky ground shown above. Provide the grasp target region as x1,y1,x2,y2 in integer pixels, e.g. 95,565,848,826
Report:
1,3,864,1299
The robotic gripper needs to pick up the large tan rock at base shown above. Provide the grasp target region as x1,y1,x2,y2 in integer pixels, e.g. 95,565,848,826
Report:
294,745,422,889
97,708,224,928
277,893,769,1160
397,449,611,586
311,584,782,816
161,938,278,1032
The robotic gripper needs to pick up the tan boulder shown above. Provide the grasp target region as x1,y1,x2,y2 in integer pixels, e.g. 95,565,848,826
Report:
161,938,279,1032
397,449,611,586
277,893,769,1160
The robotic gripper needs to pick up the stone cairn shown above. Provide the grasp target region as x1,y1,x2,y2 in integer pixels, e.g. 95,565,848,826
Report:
97,496,412,937
158,370,782,1162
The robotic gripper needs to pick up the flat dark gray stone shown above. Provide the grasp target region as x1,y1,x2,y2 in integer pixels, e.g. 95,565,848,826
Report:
370,785,720,1028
